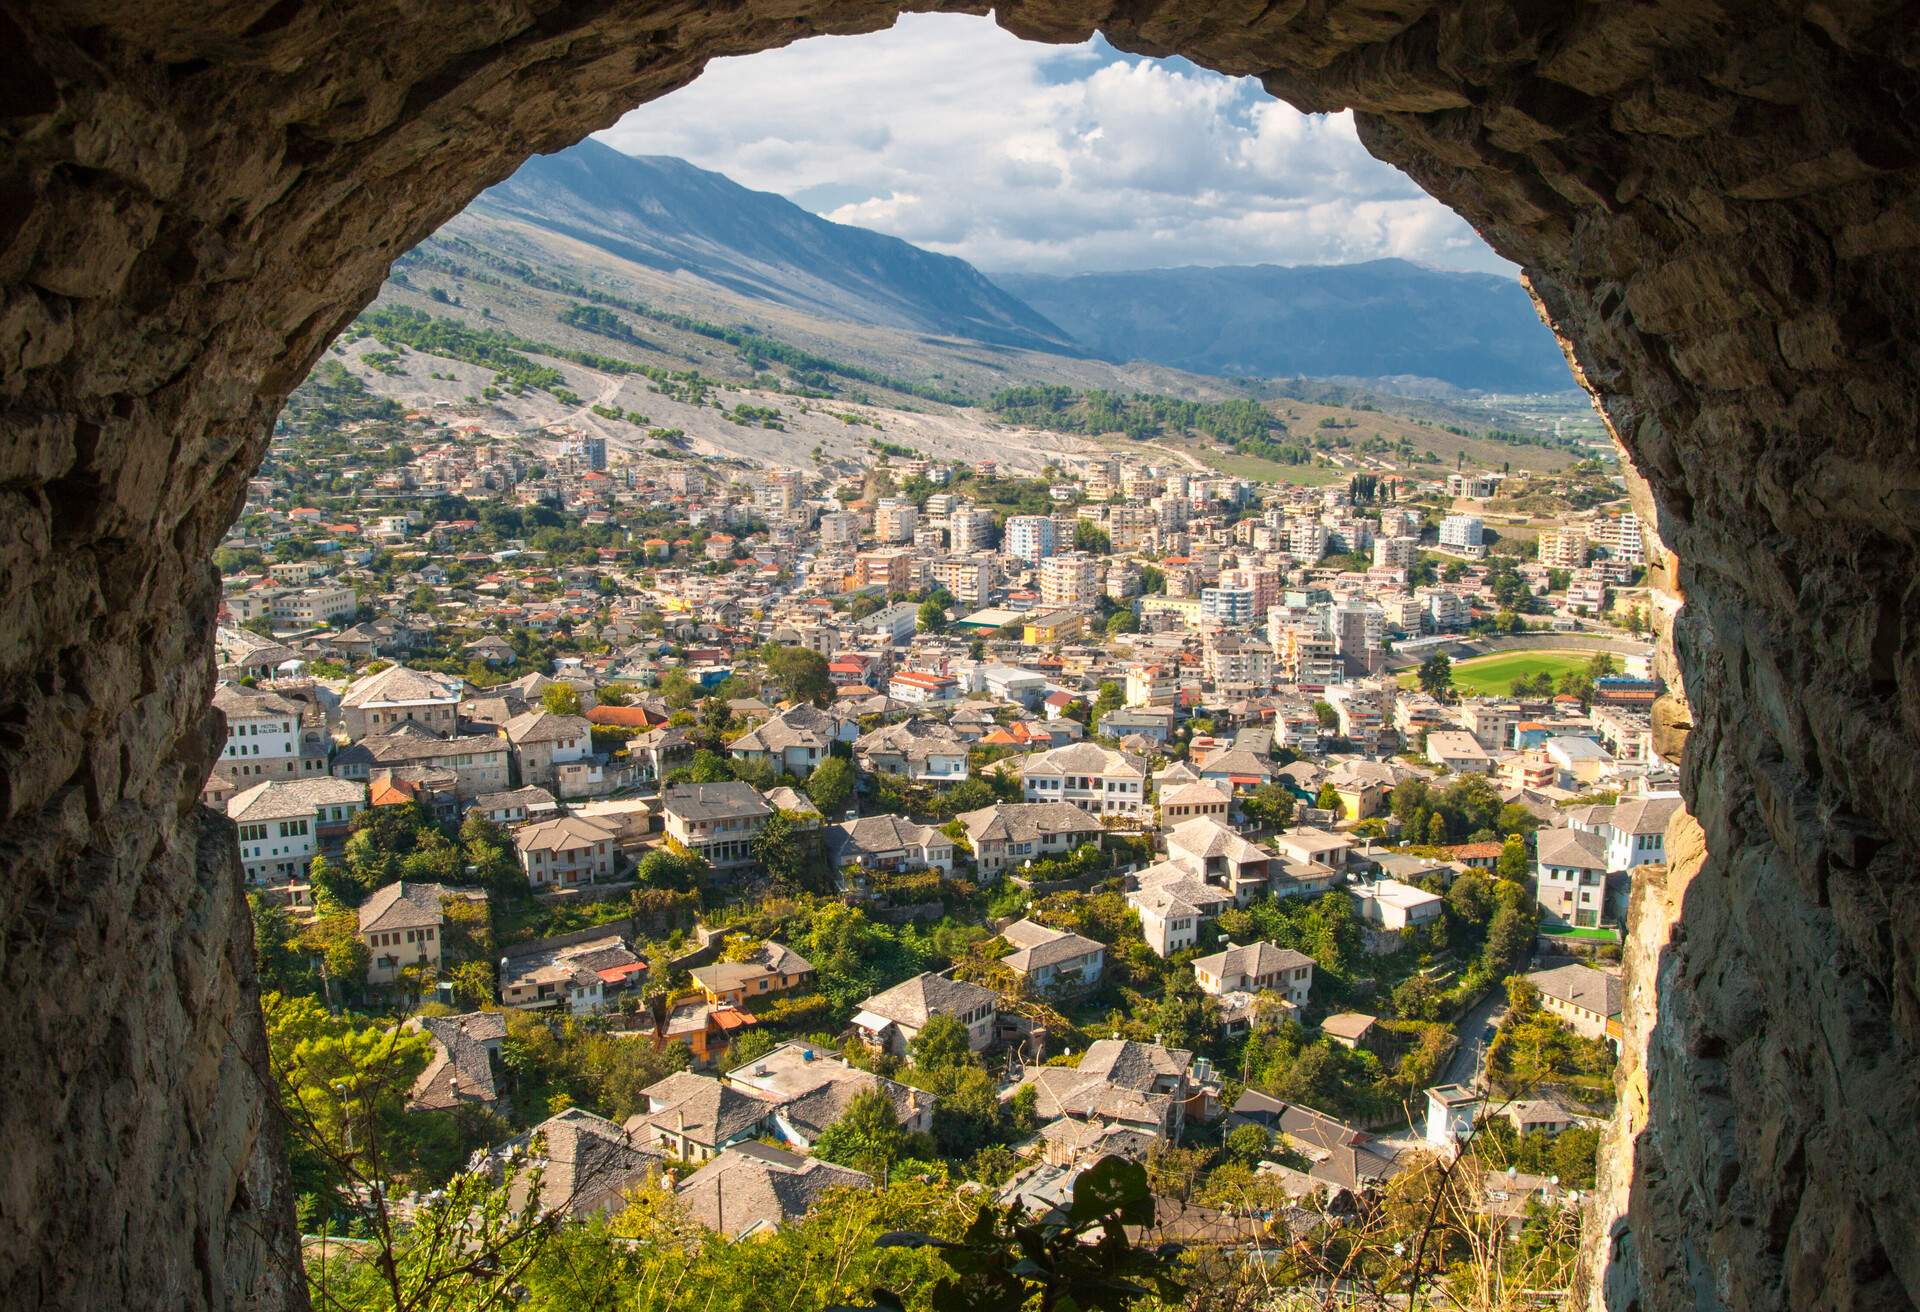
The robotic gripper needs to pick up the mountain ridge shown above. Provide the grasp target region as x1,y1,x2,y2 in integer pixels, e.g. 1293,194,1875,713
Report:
473,140,1079,354
992,259,1571,392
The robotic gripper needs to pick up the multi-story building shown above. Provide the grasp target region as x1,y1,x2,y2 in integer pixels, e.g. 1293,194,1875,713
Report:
1004,515,1057,562
662,782,773,869
1200,585,1257,626
214,683,327,782
851,547,913,594
269,585,358,626
1202,632,1273,689
1373,535,1419,570
1018,742,1148,815
1537,526,1589,569
1269,615,1343,685
228,777,367,886
1438,514,1486,555
340,664,462,739
1107,505,1157,551
1594,511,1646,565
1288,517,1329,560
1039,551,1099,609
947,506,995,554
568,432,608,471
817,509,858,545
1330,601,1385,673
1125,662,1178,707
873,499,918,543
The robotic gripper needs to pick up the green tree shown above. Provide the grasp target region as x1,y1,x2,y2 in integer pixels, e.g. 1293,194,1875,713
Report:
1150,972,1216,1052
1418,651,1455,700
1105,609,1138,635
1072,520,1112,553
909,1014,974,1078
1223,1122,1271,1166
750,809,810,890
1496,834,1530,880
1484,879,1536,972
1314,782,1344,816
805,755,855,817
635,848,707,892
812,1086,912,1176
760,644,834,705
1241,783,1296,829
541,682,583,715
1426,811,1450,845
1313,700,1340,731
917,598,948,634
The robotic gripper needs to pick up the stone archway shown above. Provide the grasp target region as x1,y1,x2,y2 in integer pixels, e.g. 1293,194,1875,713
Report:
4,4,1918,1309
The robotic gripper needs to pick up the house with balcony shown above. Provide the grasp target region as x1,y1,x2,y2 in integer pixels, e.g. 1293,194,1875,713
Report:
955,800,1104,876
512,814,617,888
1018,742,1148,816
661,782,773,870
1127,860,1232,957
997,919,1105,993
824,814,954,875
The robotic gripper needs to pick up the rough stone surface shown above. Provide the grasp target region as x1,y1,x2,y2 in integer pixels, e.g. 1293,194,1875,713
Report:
3,3,1920,1310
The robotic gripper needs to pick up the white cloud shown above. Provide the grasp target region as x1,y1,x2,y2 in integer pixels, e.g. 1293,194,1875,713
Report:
594,13,1509,276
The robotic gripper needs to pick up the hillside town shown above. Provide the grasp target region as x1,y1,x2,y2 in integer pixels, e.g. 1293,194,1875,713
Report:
233,396,1655,1279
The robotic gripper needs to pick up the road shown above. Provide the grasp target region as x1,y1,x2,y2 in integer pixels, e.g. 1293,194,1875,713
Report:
1439,988,1508,1091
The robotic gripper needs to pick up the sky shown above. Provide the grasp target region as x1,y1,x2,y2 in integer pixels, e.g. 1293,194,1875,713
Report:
595,13,1509,278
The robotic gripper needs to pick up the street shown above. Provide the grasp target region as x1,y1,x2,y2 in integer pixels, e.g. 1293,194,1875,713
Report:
1439,988,1508,1091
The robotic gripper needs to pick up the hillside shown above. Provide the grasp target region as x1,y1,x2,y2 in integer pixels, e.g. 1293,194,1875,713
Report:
289,145,1594,483
994,260,1573,393
474,140,1077,353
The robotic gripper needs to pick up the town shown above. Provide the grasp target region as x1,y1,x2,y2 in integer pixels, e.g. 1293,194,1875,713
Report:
226,388,1661,1301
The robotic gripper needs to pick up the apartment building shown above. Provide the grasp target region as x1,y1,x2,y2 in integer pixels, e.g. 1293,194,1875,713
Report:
1039,551,1099,609
1004,515,1057,562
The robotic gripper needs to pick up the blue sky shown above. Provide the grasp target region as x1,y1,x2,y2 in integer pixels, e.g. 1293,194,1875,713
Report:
596,14,1508,277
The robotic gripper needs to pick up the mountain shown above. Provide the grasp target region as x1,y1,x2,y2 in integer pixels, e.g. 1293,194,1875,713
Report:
991,260,1572,393
473,139,1077,354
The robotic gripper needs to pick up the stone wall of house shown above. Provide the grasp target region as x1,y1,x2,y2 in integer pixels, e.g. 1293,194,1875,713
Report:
4,3,1920,1310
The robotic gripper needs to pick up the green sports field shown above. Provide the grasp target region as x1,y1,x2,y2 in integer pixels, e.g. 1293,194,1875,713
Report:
1395,649,1604,697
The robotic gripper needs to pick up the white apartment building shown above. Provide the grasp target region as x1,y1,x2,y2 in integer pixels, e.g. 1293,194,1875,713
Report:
1438,514,1486,554
1039,551,1099,609
1004,515,1056,562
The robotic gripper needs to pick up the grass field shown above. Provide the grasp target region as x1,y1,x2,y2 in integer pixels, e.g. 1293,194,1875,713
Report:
1395,649,1603,697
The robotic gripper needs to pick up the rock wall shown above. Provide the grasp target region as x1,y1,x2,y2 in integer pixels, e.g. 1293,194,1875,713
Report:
3,3,1919,1310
